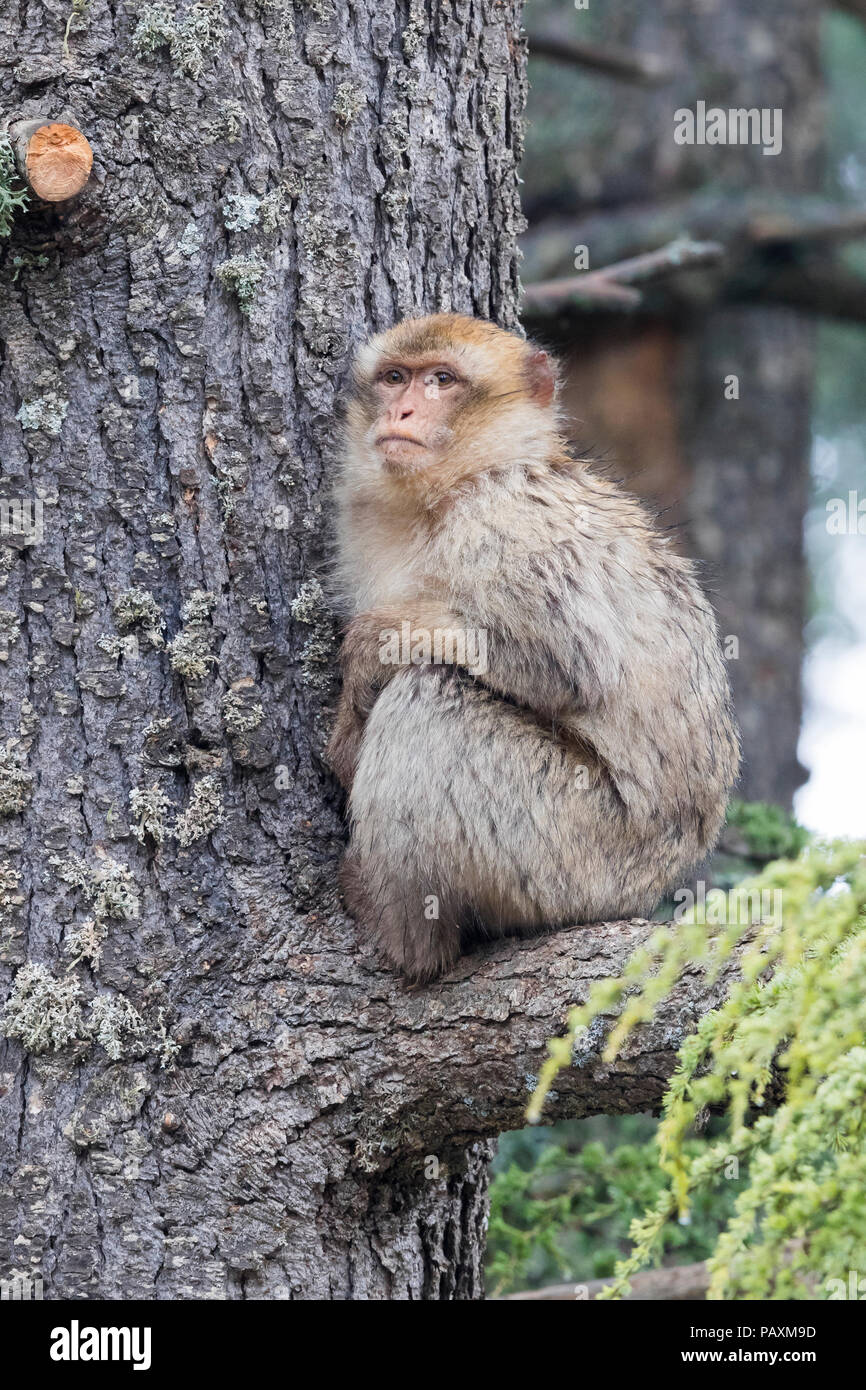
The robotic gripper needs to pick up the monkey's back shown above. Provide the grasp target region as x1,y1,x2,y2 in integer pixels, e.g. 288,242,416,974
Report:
341,455,739,979
423,459,739,827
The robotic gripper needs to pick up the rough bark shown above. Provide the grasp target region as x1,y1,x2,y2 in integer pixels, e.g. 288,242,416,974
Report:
1,910,733,1299
0,0,536,1301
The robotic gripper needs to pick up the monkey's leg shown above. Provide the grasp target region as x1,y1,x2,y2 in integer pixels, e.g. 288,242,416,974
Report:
346,667,669,982
344,666,556,981
339,844,461,984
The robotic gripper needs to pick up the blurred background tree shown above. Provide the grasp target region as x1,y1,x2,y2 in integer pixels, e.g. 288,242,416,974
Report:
489,0,866,1298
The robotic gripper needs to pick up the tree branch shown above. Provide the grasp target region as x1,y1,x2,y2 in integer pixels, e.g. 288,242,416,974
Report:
501,1260,710,1301
751,260,866,324
7,118,93,202
521,239,724,314
833,0,866,21
348,917,739,1170
747,207,866,247
521,196,866,324
521,194,866,285
526,31,674,85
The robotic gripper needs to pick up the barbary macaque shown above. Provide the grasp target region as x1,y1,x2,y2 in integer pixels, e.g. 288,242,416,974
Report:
327,313,740,983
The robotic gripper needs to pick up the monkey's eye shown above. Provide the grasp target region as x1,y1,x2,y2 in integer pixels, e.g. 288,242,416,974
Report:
380,368,407,386
431,370,456,387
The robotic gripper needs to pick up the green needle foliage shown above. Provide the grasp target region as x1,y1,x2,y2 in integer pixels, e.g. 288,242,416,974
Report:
528,839,866,1299
723,798,812,862
488,1120,744,1296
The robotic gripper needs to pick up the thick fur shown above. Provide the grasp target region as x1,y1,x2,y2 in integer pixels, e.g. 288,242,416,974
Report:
329,313,740,983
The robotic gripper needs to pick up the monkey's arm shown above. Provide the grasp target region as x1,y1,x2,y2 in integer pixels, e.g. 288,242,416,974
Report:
327,530,634,790
455,542,624,722
326,602,465,790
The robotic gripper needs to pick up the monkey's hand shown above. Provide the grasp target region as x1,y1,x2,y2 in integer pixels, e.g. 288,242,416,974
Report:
326,691,366,791
342,604,466,704
326,618,378,791
326,604,464,791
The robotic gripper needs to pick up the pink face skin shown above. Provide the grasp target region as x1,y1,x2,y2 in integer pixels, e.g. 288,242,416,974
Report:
372,361,468,470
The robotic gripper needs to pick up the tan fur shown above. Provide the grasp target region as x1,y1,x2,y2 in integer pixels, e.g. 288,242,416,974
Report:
328,313,740,983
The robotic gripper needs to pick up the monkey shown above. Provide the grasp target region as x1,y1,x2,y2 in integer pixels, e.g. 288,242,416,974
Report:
327,312,740,984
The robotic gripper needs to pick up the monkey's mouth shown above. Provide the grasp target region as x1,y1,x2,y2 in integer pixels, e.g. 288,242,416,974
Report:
376,433,426,447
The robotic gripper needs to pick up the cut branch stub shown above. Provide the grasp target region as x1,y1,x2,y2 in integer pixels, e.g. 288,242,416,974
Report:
10,120,93,203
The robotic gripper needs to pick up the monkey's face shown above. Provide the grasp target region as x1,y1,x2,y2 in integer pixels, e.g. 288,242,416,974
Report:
347,314,559,491
370,360,468,474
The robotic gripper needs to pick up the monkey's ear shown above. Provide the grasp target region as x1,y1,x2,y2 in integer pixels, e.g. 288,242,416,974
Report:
526,349,556,407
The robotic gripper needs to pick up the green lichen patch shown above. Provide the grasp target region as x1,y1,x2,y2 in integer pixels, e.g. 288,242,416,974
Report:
0,134,28,239
168,626,215,680
10,251,50,282
0,860,24,971
88,993,147,1061
180,589,216,624
175,773,224,847
209,99,245,144
169,591,219,679
129,782,173,845
112,588,165,648
332,81,366,129
97,633,138,661
133,0,227,80
381,183,411,223
0,861,23,915
221,683,265,734
222,191,260,231
16,392,68,437
0,608,21,660
289,577,327,626
2,962,162,1061
53,852,140,923
211,456,247,527
402,0,427,60
1,962,85,1052
290,578,337,688
259,186,290,233
156,1006,180,1069
0,745,33,816
215,253,266,315
253,0,295,43
63,916,108,970
178,219,204,259
74,589,96,619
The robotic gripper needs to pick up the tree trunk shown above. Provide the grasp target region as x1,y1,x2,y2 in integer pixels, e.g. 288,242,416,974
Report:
0,0,533,1301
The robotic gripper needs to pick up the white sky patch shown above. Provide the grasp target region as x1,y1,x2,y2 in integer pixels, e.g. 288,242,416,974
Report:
795,438,866,838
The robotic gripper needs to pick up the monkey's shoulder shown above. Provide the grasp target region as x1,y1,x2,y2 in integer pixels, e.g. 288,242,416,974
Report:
436,460,670,568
